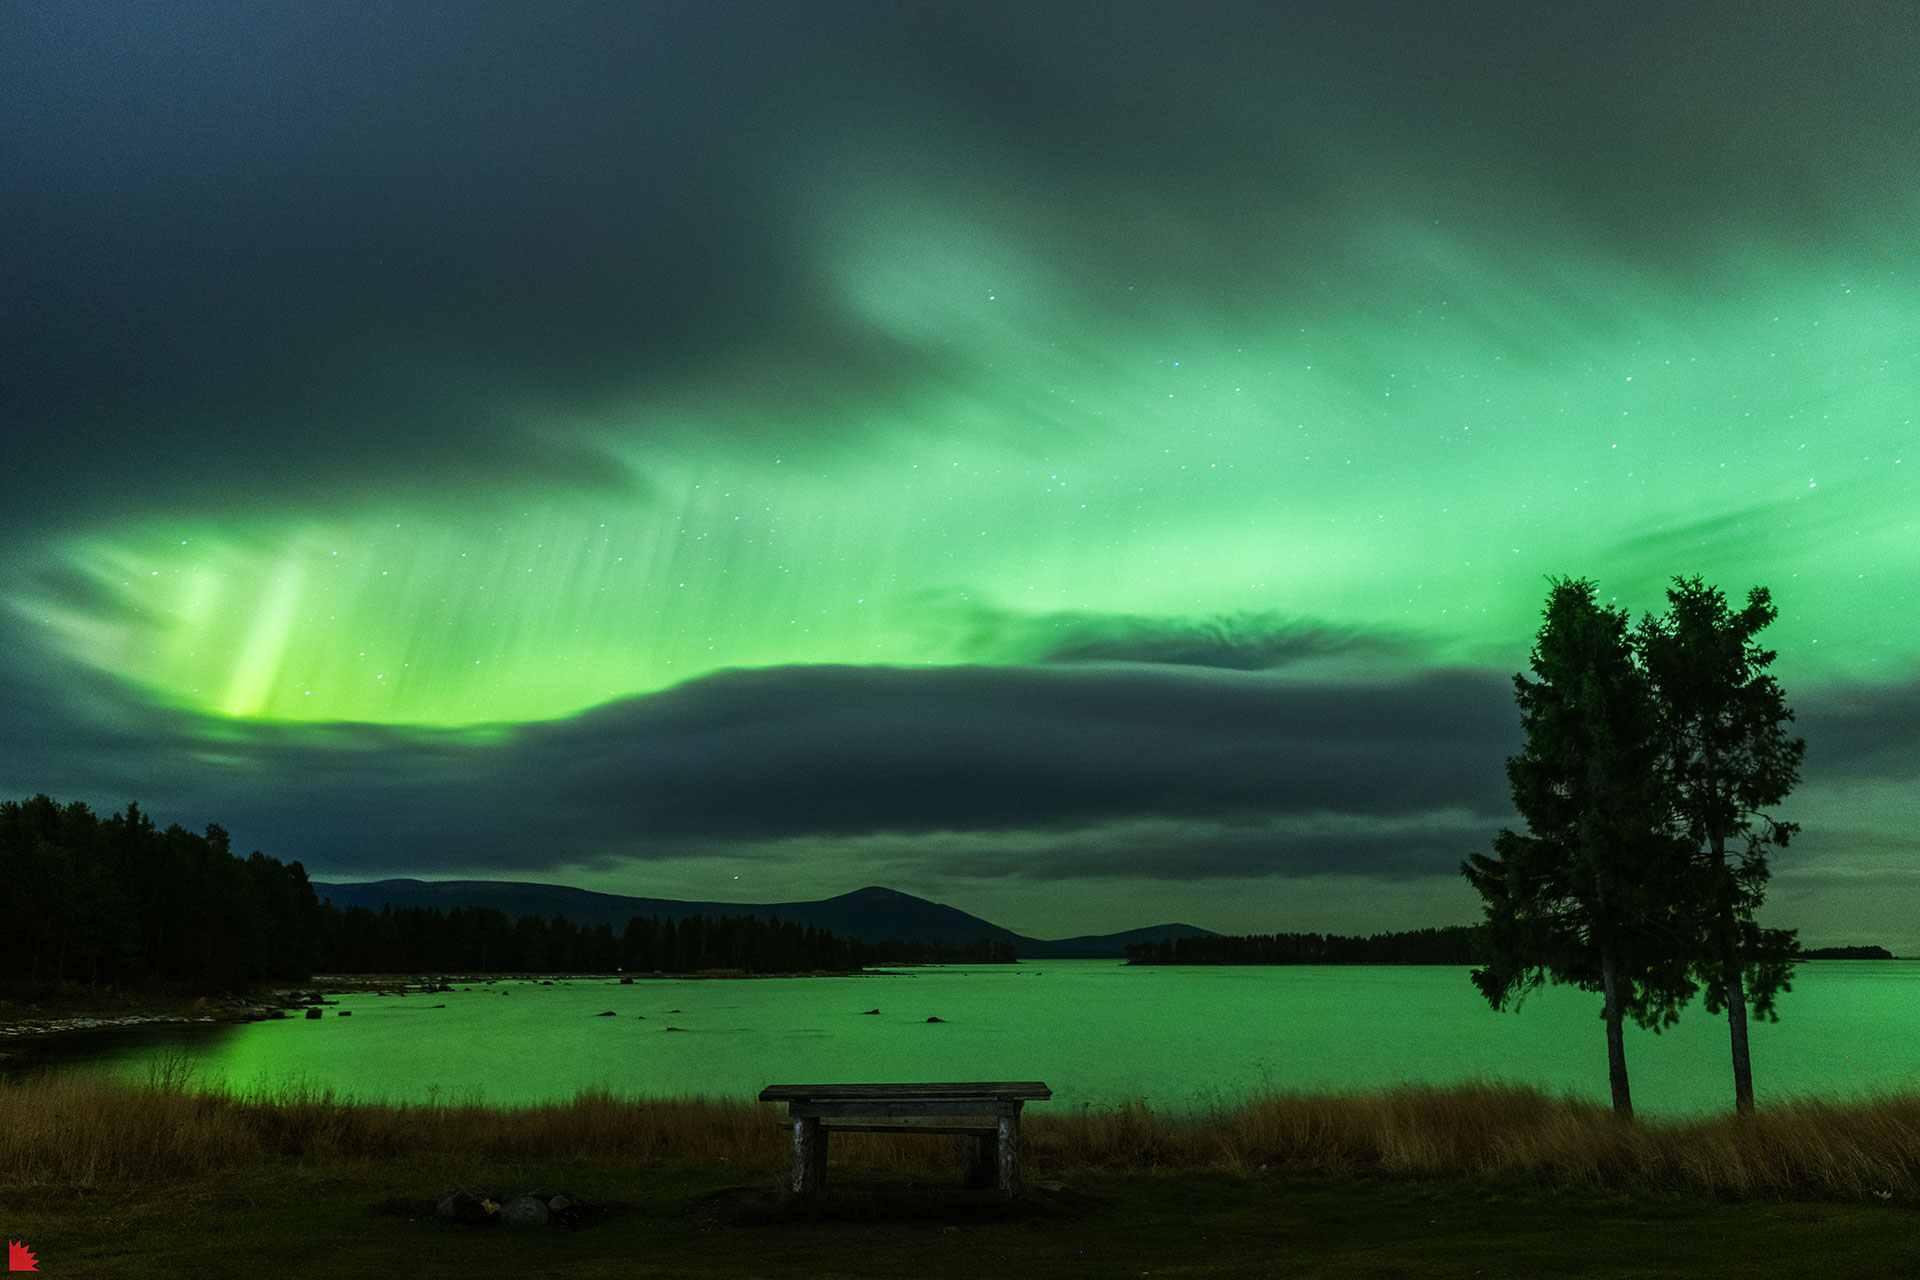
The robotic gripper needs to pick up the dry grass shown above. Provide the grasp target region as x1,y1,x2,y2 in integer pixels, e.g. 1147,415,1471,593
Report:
1040,1082,1920,1198
0,1059,788,1183
4,1065,1917,1200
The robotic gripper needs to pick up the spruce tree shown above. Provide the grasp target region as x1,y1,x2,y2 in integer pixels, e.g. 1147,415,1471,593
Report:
1637,578,1803,1115
1463,579,1698,1119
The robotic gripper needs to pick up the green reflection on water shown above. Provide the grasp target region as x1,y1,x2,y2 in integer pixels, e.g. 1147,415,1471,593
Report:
70,961,1920,1114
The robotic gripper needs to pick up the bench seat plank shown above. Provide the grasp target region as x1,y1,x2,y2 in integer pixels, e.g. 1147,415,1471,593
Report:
789,1100,1020,1120
759,1082,1051,1104
821,1122,1006,1136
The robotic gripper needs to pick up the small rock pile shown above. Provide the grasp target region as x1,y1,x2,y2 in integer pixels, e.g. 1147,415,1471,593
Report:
435,1187,585,1229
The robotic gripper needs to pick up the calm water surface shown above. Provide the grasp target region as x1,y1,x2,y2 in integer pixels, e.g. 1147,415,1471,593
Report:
62,960,1920,1114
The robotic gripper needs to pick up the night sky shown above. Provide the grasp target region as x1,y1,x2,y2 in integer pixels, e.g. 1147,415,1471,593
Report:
5,1,1917,946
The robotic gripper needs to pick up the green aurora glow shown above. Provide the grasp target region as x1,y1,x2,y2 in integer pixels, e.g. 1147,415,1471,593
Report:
29,214,1918,725
7,1,1920,946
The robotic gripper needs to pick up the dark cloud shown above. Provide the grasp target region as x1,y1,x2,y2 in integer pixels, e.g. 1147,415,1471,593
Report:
3,601,1911,920
826,1,1920,277
8,0,1917,537
934,599,1418,670
538,663,1519,840
846,813,1501,886
1,1,807,534
1795,677,1920,780
0,635,1519,876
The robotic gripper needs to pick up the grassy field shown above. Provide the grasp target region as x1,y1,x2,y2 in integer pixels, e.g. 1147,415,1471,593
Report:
4,1071,1918,1277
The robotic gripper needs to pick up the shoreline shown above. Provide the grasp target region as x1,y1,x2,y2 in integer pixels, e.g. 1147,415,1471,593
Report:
0,968,892,1046
0,995,289,1047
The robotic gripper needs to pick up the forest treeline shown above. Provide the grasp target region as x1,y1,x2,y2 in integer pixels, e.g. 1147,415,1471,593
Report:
323,903,1016,973
1,795,321,991
1125,926,1481,966
1121,927,1887,967
0,795,1011,992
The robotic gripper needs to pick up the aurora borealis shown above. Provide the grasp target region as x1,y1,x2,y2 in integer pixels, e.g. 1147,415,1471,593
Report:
4,1,1918,945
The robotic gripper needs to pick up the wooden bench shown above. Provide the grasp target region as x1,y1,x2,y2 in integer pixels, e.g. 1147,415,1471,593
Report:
757,1082,1052,1196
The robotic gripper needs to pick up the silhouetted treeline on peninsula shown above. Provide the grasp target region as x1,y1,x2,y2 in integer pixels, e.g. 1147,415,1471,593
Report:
1125,926,1483,966
1,795,323,990
322,903,1016,972
1124,929,1896,966
2,795,1011,993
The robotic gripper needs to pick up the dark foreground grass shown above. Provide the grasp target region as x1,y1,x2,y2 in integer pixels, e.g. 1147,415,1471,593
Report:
9,1158,1918,1279
4,1074,1919,1277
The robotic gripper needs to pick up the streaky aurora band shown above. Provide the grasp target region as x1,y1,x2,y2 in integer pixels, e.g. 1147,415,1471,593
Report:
16,207,1920,728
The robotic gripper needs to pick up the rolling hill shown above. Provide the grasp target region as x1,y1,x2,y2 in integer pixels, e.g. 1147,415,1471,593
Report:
309,879,1215,960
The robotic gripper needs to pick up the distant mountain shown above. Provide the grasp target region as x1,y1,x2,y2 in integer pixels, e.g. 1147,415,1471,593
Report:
309,879,1214,960
1018,923,1229,961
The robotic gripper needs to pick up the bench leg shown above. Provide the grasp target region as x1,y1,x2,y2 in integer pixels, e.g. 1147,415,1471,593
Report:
996,1115,1021,1196
791,1117,827,1196
960,1133,995,1190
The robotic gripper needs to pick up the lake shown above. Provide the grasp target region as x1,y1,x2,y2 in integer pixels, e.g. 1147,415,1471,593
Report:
35,960,1920,1115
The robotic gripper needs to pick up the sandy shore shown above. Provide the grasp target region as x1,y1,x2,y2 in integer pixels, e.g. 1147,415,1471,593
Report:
0,970,872,1048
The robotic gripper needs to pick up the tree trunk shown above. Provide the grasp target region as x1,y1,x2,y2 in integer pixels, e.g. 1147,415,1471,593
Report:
1600,936,1634,1120
1710,831,1757,1116
1725,961,1754,1116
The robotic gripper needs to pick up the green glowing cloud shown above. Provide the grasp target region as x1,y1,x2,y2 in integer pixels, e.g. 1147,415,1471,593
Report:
17,198,1920,726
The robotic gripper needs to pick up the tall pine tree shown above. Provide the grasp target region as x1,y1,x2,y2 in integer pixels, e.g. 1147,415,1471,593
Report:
1463,579,1699,1119
1637,578,1803,1115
